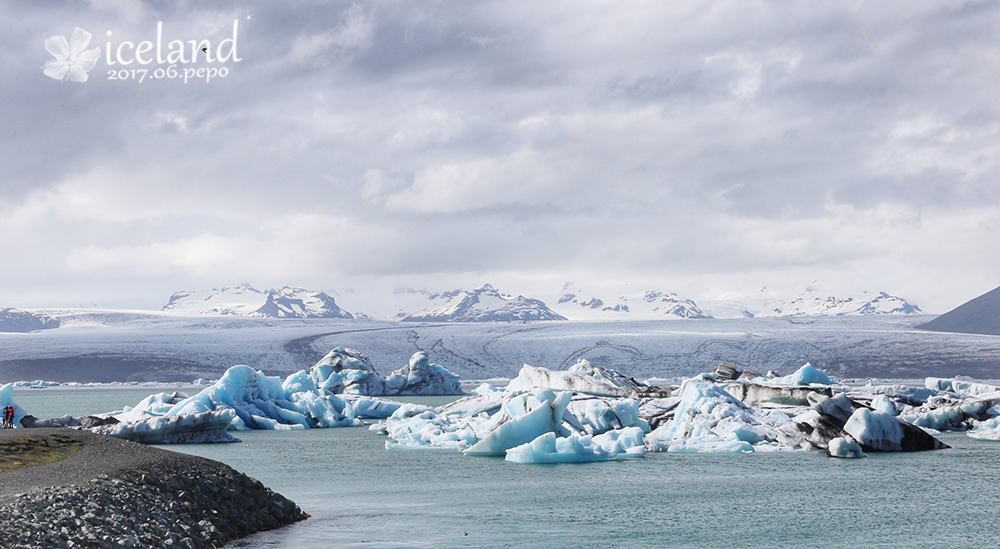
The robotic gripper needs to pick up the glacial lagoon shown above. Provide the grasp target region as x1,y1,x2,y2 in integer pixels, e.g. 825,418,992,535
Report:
13,387,1000,549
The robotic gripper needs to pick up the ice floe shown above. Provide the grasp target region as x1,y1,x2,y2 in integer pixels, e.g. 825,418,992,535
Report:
309,348,463,396
376,360,972,460
11,350,1000,461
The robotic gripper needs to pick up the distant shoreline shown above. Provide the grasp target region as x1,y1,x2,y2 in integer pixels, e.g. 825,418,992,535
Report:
0,428,306,548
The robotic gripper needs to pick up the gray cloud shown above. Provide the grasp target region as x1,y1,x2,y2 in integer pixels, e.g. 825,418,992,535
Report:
1,0,998,312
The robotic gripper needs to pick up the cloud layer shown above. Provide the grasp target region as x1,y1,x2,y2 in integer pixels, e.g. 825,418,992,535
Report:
2,0,998,312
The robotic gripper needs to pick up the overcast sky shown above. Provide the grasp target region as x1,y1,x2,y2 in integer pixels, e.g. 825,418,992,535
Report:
1,0,998,314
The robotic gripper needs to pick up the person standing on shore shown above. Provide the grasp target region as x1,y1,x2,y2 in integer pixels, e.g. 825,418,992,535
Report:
2,405,13,428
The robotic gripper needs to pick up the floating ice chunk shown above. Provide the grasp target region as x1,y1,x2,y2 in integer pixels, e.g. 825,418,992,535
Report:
341,395,403,419
925,378,1000,396
114,391,190,423
504,427,646,463
163,365,362,430
568,359,658,393
309,347,386,395
0,383,27,428
473,383,501,395
638,397,682,430
646,379,750,441
770,363,833,386
384,351,463,396
381,404,481,450
646,434,754,453
566,395,649,435
870,394,899,416
724,382,832,407
12,380,61,388
91,410,239,444
897,394,1000,432
843,408,947,451
644,378,791,451
968,414,1000,440
437,390,505,417
827,437,866,458
861,384,939,406
507,364,669,398
464,391,572,456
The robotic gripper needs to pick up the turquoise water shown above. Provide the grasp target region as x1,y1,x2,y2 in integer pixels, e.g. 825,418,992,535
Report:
12,386,200,419
12,389,1000,548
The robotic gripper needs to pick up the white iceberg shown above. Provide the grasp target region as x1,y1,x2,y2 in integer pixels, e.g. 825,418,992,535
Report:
130,365,366,430
925,378,1000,396
91,410,239,444
643,378,793,453
0,383,27,428
380,365,657,456
309,347,386,396
506,361,669,399
768,363,833,386
464,390,573,456
843,408,948,452
384,351,463,396
505,427,646,463
968,414,1000,440
309,348,464,397
827,437,866,458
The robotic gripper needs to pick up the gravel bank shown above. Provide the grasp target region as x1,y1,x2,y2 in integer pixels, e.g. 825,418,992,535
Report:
0,428,307,548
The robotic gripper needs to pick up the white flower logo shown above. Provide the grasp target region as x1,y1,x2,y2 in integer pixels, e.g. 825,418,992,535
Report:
43,27,101,82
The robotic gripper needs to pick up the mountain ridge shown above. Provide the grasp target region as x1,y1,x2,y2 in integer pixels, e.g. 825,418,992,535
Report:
161,284,353,319
401,284,566,322
917,285,1000,336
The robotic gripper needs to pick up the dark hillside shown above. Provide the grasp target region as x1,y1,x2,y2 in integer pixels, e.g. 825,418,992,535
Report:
918,286,1000,336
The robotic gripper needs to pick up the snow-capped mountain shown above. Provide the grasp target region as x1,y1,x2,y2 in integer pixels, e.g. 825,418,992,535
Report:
700,289,923,318
401,284,566,322
162,284,353,319
772,291,922,316
0,308,60,332
552,283,712,320
552,283,921,320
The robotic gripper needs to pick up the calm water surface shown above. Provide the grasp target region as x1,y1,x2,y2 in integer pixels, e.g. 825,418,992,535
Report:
13,388,1000,548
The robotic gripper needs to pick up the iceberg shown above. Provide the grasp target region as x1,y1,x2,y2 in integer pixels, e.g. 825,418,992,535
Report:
0,383,27,428
380,365,658,456
309,348,464,397
968,414,1000,440
925,378,1000,396
870,394,899,416
643,378,793,453
506,361,671,399
505,427,646,463
723,382,833,407
768,363,833,386
124,365,366,431
109,352,461,434
464,391,573,456
827,437,866,458
645,435,754,454
843,408,948,452
91,410,240,444
566,395,649,435
384,351,463,396
308,347,386,396
896,393,1000,432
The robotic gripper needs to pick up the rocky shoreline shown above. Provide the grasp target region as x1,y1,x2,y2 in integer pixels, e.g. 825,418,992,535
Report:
0,429,307,549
